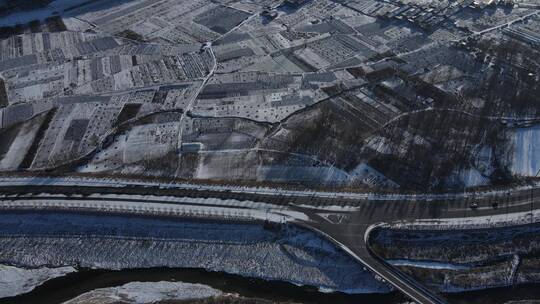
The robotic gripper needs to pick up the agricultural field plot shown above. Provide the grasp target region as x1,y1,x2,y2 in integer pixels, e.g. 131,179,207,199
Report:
192,71,346,123
0,0,539,191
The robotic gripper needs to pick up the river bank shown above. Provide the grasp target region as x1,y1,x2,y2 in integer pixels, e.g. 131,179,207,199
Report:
369,221,540,294
3,210,540,303
3,265,540,304
0,267,404,304
0,211,390,296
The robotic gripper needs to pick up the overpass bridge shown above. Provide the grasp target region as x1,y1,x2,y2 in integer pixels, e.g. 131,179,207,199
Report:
1,175,539,304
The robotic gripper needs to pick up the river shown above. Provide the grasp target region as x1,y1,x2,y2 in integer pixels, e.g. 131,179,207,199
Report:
3,267,540,304
0,267,404,304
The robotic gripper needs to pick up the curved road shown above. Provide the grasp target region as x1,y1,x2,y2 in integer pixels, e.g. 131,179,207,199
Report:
0,175,539,304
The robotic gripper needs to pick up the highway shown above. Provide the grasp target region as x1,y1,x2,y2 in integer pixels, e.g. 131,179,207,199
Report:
1,175,540,304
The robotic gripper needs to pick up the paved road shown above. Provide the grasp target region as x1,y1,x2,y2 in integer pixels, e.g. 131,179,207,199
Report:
0,175,539,304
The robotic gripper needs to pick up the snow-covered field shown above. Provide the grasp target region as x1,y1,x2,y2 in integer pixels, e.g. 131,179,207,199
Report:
0,115,46,171
62,281,222,304
458,168,490,188
0,264,76,299
0,212,391,294
511,126,540,177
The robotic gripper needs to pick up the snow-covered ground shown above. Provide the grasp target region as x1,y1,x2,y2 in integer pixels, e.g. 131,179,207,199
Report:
459,168,490,188
62,281,222,304
2,175,539,202
387,259,470,270
0,0,90,26
0,212,391,294
388,207,540,230
0,192,309,223
371,223,540,293
510,126,540,177
0,115,46,171
0,264,76,299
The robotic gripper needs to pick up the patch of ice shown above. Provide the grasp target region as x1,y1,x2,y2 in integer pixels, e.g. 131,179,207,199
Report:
459,168,489,188
510,125,540,177
0,264,76,298
387,259,470,270
62,281,222,304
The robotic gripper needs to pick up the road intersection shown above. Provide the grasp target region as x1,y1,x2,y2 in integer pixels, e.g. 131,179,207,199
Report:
1,175,539,303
